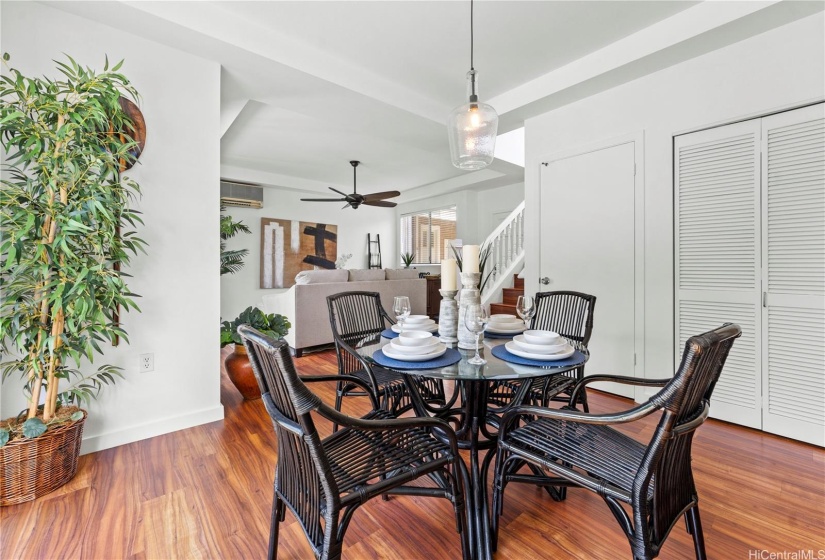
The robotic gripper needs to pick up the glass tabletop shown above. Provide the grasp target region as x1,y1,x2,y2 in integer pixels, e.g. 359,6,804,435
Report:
352,332,588,381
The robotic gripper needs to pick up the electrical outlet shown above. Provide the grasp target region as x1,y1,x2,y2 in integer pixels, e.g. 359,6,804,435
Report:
139,353,154,373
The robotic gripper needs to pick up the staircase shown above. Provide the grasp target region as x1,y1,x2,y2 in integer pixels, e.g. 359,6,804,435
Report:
479,201,525,308
490,275,524,316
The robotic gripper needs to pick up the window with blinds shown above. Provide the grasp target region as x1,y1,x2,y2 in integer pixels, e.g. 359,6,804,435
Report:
400,206,457,264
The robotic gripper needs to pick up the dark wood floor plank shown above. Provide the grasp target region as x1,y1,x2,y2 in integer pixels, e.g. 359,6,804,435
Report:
1,347,823,559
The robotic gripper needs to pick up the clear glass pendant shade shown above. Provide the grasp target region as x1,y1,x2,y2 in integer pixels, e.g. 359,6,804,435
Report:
447,70,498,170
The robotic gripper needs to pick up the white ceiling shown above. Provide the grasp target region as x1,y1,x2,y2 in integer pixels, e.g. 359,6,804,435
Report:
46,0,822,199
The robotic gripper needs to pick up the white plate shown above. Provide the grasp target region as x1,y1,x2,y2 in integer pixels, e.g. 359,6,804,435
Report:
489,320,525,329
393,323,438,333
504,341,575,361
486,324,526,334
389,338,440,354
382,343,447,361
405,315,432,324
490,314,518,320
512,335,569,354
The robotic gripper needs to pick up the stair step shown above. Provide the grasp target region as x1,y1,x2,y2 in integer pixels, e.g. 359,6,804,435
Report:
490,302,517,316
513,275,524,289
502,287,524,305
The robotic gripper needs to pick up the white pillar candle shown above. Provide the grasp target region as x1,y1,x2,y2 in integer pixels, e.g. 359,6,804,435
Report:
462,245,480,273
441,258,457,290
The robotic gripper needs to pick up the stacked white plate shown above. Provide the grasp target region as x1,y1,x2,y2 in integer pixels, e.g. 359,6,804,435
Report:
392,314,438,333
486,314,526,334
504,330,576,361
382,331,447,361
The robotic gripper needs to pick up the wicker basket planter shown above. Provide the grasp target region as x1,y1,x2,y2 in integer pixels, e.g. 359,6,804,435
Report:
0,410,86,506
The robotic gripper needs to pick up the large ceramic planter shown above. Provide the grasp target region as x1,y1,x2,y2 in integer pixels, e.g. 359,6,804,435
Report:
0,410,86,506
224,345,261,400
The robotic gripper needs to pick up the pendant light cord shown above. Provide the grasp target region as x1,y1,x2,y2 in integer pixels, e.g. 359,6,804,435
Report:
470,0,474,71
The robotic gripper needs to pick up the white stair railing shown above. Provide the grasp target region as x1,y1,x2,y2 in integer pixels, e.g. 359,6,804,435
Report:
480,201,525,306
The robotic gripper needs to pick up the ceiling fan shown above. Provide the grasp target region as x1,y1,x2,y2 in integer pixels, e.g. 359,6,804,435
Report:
301,161,400,209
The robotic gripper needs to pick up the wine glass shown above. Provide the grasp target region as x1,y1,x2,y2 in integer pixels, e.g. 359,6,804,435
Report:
393,296,411,333
464,304,489,365
516,295,535,329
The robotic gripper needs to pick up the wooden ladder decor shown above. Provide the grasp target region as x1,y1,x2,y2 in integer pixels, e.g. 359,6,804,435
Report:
367,233,382,269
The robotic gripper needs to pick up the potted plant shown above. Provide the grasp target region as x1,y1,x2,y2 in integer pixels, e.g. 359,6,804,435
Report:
220,307,290,399
0,55,145,505
401,252,415,268
220,204,251,275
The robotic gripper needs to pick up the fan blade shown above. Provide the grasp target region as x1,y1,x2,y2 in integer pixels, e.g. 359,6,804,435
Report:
362,190,400,201
328,186,349,197
363,200,397,208
301,197,347,202
342,202,351,210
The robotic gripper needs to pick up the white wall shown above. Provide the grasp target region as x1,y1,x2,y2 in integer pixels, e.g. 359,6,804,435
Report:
524,14,825,389
477,182,525,241
220,186,396,321
0,2,224,453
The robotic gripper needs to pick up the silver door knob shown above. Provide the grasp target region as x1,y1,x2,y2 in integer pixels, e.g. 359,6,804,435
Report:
539,277,551,285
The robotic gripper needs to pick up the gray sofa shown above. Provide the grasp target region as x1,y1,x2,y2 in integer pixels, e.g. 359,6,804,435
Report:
261,268,426,356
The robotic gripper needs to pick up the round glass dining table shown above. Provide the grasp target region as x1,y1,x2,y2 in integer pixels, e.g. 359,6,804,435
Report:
357,334,589,560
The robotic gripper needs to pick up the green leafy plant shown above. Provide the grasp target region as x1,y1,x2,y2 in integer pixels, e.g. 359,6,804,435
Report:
220,307,291,347
401,252,415,268
0,54,146,438
449,243,496,292
220,204,251,275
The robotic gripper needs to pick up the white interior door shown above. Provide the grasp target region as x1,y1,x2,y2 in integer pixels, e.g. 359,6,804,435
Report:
540,140,637,398
675,120,762,429
761,104,825,447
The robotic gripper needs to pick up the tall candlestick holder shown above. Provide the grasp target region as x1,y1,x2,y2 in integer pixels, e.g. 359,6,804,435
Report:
438,290,458,344
457,272,481,350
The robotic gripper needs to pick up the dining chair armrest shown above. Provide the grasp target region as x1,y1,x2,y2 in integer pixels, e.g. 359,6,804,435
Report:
568,374,671,408
316,401,461,454
669,400,710,438
382,308,396,326
331,333,382,390
499,400,661,442
300,374,380,410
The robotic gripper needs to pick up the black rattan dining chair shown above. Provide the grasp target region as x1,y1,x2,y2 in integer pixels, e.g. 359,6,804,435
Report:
239,325,471,560
491,323,741,560
487,290,596,415
326,291,445,420
529,290,596,409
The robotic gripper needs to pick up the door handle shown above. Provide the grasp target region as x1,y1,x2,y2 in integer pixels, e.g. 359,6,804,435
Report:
539,277,551,285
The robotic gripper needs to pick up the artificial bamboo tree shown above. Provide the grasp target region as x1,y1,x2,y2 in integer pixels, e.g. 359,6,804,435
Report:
0,54,146,433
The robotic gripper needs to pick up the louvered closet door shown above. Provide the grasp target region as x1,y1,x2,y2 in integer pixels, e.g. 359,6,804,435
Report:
761,104,825,447
675,120,762,428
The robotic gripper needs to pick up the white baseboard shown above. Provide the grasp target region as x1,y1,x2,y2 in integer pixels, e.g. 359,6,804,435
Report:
79,405,225,455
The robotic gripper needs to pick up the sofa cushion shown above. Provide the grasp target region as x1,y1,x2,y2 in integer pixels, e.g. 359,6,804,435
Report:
348,269,385,282
385,268,420,280
295,269,349,285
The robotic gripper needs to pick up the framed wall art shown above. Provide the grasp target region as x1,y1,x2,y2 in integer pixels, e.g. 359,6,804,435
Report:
260,218,338,288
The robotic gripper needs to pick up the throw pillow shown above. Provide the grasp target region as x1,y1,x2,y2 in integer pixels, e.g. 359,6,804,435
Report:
295,269,349,285
384,269,420,280
348,269,385,282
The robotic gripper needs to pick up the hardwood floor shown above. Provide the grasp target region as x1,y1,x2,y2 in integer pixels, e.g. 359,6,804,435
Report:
2,348,823,559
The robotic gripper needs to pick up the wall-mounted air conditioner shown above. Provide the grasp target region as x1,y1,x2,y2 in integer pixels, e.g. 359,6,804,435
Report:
220,179,263,208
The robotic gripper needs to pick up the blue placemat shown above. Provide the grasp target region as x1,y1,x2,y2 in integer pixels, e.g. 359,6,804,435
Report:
485,331,519,339
491,344,586,368
372,347,461,369
381,328,439,339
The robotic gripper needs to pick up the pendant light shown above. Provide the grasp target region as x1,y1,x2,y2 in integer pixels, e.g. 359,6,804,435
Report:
447,0,498,170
